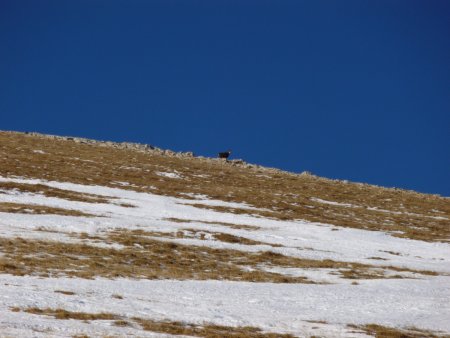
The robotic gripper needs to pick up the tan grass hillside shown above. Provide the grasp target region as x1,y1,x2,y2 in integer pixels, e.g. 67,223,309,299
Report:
1,131,449,243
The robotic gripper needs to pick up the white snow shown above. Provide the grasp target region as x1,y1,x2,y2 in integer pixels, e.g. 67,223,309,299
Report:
311,197,356,208
155,171,183,179
0,175,449,337
1,276,449,337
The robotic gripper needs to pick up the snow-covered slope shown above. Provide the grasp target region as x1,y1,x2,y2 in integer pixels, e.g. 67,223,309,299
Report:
0,131,449,337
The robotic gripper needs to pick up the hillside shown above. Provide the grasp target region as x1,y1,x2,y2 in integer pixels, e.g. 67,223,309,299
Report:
0,131,449,337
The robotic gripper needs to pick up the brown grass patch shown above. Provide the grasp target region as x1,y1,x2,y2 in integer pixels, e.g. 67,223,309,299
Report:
305,320,328,324
348,324,445,337
367,256,389,261
113,319,130,327
215,232,280,246
107,230,437,279
0,181,111,204
133,228,279,247
164,217,260,230
54,290,76,295
0,202,94,217
0,235,309,283
1,131,448,242
381,250,402,256
135,318,296,337
0,232,437,282
16,307,296,337
182,203,274,218
23,307,117,320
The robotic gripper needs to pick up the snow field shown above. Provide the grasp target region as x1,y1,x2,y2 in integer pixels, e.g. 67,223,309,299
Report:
0,176,449,337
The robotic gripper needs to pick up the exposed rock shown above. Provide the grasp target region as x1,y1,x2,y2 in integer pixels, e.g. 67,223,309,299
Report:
300,171,313,176
12,130,311,178
229,159,245,166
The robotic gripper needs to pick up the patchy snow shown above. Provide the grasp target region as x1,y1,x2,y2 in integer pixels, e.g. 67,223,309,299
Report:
119,166,142,171
111,181,144,189
366,206,450,220
311,197,356,208
192,174,210,178
1,276,449,337
179,192,211,200
260,266,345,284
0,176,449,273
179,197,271,212
0,175,449,337
155,171,183,179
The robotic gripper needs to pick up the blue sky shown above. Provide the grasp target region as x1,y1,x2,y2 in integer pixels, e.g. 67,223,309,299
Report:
1,0,449,196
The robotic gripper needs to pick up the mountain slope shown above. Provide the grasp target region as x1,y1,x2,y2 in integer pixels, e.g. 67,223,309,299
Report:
0,131,449,337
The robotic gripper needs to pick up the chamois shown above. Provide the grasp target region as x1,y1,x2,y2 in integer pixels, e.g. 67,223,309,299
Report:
218,150,231,159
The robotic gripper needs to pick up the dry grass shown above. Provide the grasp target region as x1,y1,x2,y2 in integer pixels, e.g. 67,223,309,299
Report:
214,232,280,246
164,217,260,231
305,320,328,324
135,318,296,337
348,324,446,337
107,230,437,279
0,232,437,282
23,307,118,320
113,319,130,327
131,228,279,246
0,202,94,217
0,131,448,243
0,181,112,204
16,307,296,337
54,290,76,295
183,203,273,218
0,235,309,283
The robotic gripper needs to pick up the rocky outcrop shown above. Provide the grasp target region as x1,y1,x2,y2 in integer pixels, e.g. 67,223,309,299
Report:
78,132,272,172
18,132,275,170
4,130,442,197
21,132,196,158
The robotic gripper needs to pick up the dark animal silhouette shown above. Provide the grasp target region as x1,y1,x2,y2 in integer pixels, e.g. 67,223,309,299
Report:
218,150,231,159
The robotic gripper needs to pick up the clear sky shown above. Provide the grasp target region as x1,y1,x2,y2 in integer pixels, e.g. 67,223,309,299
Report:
1,0,449,196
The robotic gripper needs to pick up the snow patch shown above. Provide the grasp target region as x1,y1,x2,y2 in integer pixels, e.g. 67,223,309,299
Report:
156,171,183,179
